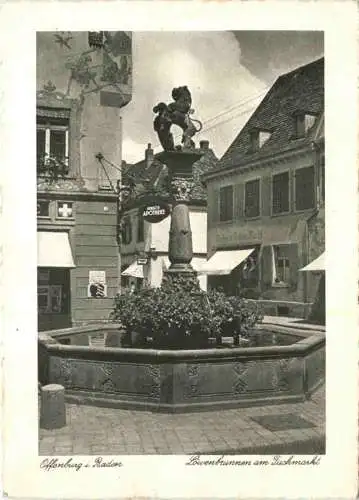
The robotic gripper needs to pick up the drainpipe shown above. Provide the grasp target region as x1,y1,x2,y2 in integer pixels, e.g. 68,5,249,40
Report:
116,179,122,293
303,140,321,304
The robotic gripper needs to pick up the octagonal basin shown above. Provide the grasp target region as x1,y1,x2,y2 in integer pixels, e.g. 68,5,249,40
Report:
38,321,325,413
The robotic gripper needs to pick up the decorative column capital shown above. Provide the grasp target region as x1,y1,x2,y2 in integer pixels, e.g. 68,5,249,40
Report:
171,177,194,203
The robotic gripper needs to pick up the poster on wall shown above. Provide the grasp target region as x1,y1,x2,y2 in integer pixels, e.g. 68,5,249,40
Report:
88,270,107,298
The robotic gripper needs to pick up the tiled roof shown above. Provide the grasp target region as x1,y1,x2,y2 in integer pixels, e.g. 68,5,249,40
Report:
219,57,324,170
123,158,164,188
124,147,218,203
191,149,219,201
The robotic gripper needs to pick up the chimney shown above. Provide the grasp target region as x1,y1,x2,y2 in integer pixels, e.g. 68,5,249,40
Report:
145,143,154,168
200,140,209,151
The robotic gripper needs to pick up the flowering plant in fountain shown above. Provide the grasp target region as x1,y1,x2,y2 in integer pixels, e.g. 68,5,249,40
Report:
111,274,263,349
205,288,263,345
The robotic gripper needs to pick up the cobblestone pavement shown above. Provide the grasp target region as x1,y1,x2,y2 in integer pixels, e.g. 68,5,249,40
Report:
39,385,325,455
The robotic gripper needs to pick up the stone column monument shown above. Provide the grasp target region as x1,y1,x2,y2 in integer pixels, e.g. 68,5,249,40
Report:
153,86,203,279
157,150,202,276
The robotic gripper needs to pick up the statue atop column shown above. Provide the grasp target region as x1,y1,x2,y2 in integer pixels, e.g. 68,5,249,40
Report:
153,86,202,151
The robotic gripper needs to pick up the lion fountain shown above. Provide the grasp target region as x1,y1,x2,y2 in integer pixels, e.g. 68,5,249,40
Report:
153,86,203,151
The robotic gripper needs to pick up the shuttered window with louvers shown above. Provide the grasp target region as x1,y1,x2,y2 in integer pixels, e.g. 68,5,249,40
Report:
208,187,220,226
272,172,290,214
261,175,271,216
219,185,234,222
234,183,244,219
245,179,260,218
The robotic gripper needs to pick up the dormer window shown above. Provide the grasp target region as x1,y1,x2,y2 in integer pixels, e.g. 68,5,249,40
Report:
249,128,272,153
259,131,271,148
294,112,317,138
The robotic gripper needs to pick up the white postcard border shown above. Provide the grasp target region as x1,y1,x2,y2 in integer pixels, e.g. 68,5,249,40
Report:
1,2,358,498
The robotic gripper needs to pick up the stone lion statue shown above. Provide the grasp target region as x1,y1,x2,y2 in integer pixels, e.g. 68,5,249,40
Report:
153,86,202,151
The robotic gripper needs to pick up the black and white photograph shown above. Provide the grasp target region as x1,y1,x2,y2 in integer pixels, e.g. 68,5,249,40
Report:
37,29,326,456
1,2,358,499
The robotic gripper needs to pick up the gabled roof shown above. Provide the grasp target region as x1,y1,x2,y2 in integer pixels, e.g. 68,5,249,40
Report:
219,57,324,170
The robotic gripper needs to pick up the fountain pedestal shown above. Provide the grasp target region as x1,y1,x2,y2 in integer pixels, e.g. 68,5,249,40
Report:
157,150,203,278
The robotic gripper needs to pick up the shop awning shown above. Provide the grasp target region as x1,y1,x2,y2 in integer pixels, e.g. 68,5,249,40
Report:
37,231,75,268
198,248,255,276
300,252,325,272
121,261,144,278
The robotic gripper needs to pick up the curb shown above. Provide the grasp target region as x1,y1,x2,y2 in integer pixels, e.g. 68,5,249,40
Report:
199,436,326,456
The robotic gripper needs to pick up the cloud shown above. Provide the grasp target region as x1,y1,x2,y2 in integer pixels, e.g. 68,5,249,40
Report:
121,31,266,163
122,137,148,165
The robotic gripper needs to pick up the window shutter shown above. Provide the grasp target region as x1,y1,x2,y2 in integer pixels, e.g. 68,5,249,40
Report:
234,183,244,219
50,130,66,159
288,243,299,288
295,166,315,211
296,115,305,137
206,185,213,227
261,176,271,216
37,129,46,157
211,188,220,224
260,245,273,287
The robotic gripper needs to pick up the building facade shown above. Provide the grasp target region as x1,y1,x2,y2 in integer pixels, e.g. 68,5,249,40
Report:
202,58,324,318
120,142,218,291
37,31,132,330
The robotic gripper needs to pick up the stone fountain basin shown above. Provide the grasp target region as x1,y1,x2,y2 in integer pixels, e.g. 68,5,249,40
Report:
38,322,325,413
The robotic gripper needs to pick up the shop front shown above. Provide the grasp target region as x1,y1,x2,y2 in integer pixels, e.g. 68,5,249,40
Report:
37,231,75,331
201,247,260,297
121,259,145,292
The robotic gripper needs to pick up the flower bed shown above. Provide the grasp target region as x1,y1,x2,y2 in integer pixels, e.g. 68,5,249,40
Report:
111,274,263,349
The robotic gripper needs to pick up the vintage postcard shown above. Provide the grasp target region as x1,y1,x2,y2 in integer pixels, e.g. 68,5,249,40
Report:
1,1,358,498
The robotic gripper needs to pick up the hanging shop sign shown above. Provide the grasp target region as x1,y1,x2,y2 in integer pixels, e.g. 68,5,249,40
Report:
140,201,170,224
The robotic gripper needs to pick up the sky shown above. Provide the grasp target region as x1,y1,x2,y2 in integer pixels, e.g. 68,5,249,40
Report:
121,31,324,164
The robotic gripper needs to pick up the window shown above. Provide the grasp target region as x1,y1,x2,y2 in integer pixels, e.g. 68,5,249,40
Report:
121,217,132,245
295,166,315,210
37,285,63,314
249,129,271,152
295,113,317,138
272,172,289,214
244,179,260,218
137,216,144,242
259,131,271,148
38,269,50,284
37,115,69,176
57,201,73,219
37,268,70,317
37,200,50,217
219,185,233,222
272,245,290,286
